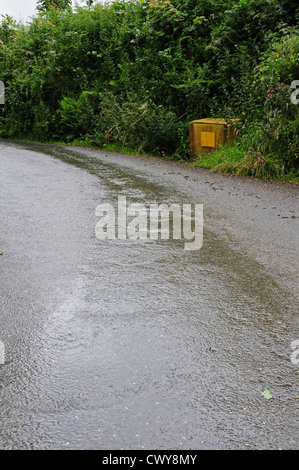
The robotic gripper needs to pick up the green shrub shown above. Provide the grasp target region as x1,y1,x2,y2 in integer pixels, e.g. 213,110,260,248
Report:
95,91,189,157
0,1,298,178
58,90,101,140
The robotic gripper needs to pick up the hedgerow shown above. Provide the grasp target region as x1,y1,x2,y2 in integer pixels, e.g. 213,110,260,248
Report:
0,0,298,178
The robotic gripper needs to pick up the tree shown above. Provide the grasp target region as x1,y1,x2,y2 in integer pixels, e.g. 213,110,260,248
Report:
37,0,72,12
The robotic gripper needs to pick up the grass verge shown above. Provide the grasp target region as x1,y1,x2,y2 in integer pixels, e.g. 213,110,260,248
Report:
192,139,299,184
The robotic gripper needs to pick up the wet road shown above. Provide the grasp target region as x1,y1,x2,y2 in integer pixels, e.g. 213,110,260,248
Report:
0,140,298,450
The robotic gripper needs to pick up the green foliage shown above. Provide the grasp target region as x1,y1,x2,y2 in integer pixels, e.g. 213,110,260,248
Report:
210,25,299,177
59,90,101,141
0,0,298,178
94,90,188,157
37,0,72,12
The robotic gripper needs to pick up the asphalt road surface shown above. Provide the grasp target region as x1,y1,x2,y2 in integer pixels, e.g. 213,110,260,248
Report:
0,140,298,450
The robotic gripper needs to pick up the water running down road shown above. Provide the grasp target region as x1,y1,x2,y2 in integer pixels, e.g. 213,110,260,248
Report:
0,140,298,450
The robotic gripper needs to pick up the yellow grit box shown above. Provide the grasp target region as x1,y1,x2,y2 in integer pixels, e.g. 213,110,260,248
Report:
189,118,238,159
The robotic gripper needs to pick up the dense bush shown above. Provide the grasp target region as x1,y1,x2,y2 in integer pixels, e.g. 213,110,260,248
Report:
0,0,298,177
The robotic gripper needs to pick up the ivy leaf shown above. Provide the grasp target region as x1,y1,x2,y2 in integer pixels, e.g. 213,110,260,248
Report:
261,388,273,400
